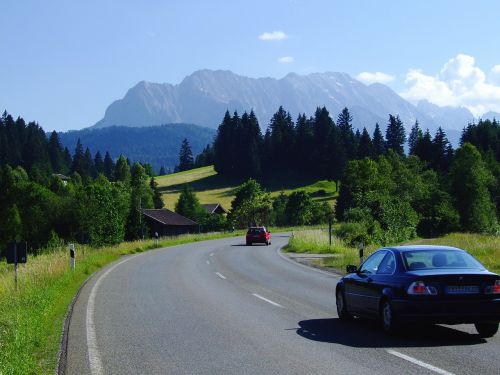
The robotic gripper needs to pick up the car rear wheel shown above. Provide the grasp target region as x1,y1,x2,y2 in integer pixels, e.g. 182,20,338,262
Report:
246,241,251,246
381,300,399,334
336,289,352,320
475,322,499,338
265,241,269,246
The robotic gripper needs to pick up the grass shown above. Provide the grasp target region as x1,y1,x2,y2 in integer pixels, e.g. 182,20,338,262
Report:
285,229,500,274
0,231,244,375
283,229,379,271
407,233,500,274
156,165,338,211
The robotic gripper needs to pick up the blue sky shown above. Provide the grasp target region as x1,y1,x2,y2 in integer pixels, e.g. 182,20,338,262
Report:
1,0,500,131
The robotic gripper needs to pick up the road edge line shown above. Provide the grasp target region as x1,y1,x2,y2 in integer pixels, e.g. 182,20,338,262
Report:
276,247,342,277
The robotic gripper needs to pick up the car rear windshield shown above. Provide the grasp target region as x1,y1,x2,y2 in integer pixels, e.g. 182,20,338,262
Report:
247,228,265,234
403,250,485,271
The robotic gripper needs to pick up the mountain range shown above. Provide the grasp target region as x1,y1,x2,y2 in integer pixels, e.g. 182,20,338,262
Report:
91,70,499,139
63,69,500,169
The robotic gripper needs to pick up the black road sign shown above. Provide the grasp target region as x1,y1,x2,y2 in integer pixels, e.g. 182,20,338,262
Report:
6,242,27,264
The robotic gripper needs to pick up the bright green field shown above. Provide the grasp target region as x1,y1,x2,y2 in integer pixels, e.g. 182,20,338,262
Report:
156,165,337,211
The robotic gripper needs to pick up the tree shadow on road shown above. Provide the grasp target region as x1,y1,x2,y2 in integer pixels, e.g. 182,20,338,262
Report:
295,318,487,348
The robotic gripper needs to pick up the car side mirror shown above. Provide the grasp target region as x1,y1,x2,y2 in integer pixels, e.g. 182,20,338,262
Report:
346,265,358,274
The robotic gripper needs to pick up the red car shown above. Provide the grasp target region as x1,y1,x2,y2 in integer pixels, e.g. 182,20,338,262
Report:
246,227,271,246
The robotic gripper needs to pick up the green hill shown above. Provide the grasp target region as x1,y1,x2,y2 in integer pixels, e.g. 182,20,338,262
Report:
156,166,338,211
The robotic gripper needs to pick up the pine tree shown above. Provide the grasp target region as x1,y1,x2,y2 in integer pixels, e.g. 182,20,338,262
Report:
372,123,385,158
294,114,313,173
268,106,295,170
312,107,335,179
175,185,204,222
337,107,356,160
178,138,194,172
413,129,433,164
431,127,453,172
71,139,86,177
385,115,406,156
150,177,164,209
114,155,131,184
159,166,166,176
94,151,104,175
84,147,96,179
408,121,423,155
103,151,115,180
357,127,374,159
214,110,233,175
239,110,262,177
47,131,65,173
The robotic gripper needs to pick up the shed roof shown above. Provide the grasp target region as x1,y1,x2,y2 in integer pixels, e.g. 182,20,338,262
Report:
201,203,227,214
142,209,198,226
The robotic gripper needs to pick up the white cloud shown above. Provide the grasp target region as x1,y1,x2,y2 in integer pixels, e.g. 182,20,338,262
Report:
356,71,395,85
400,54,500,116
258,31,287,41
278,56,294,63
491,64,500,84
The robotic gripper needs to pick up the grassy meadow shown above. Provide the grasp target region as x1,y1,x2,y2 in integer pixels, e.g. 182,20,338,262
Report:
0,231,244,375
285,229,500,274
155,165,338,211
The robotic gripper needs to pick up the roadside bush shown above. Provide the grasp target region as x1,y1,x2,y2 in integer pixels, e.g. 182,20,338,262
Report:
335,222,371,247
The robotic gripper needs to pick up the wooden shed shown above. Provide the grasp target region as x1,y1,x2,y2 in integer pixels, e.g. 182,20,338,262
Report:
142,209,198,236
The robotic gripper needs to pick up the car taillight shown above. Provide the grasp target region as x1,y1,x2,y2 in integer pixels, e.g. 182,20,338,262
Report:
485,280,500,294
407,281,438,295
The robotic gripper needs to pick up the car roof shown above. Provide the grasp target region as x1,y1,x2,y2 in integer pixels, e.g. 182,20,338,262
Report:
383,245,465,252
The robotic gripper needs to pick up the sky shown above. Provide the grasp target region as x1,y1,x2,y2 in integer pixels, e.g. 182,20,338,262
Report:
1,0,500,132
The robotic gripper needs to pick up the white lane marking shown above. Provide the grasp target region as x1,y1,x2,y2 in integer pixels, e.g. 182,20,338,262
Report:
252,293,283,308
210,253,214,257
206,260,210,265
387,350,456,375
215,272,226,279
87,257,135,375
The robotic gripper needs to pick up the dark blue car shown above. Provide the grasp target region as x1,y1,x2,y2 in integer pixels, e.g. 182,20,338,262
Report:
335,245,500,337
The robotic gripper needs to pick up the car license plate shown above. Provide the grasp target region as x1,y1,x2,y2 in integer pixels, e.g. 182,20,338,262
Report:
445,285,480,295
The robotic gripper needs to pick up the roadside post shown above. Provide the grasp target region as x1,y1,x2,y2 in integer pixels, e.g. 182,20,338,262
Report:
328,217,332,246
155,231,159,246
69,243,75,270
6,242,27,291
359,242,364,264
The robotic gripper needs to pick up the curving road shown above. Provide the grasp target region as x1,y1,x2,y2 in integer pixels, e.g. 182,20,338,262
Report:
65,234,499,375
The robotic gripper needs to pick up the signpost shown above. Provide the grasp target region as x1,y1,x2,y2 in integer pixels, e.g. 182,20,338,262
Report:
359,242,364,264
328,217,332,247
6,242,27,290
69,243,75,270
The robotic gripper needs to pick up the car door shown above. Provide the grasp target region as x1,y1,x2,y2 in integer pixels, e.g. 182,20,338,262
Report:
344,251,387,315
364,251,397,315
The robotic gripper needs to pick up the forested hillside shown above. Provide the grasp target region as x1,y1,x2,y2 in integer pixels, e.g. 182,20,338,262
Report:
209,106,499,243
59,123,215,172
0,111,166,252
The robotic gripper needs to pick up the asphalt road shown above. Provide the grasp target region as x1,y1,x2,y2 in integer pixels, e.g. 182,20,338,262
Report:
66,234,500,375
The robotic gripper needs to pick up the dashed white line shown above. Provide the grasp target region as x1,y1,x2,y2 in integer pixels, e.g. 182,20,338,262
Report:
387,350,456,375
87,256,135,375
210,253,214,257
215,272,226,279
252,293,283,308
206,260,210,265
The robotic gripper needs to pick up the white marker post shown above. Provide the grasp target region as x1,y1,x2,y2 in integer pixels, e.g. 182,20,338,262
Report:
69,243,75,270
